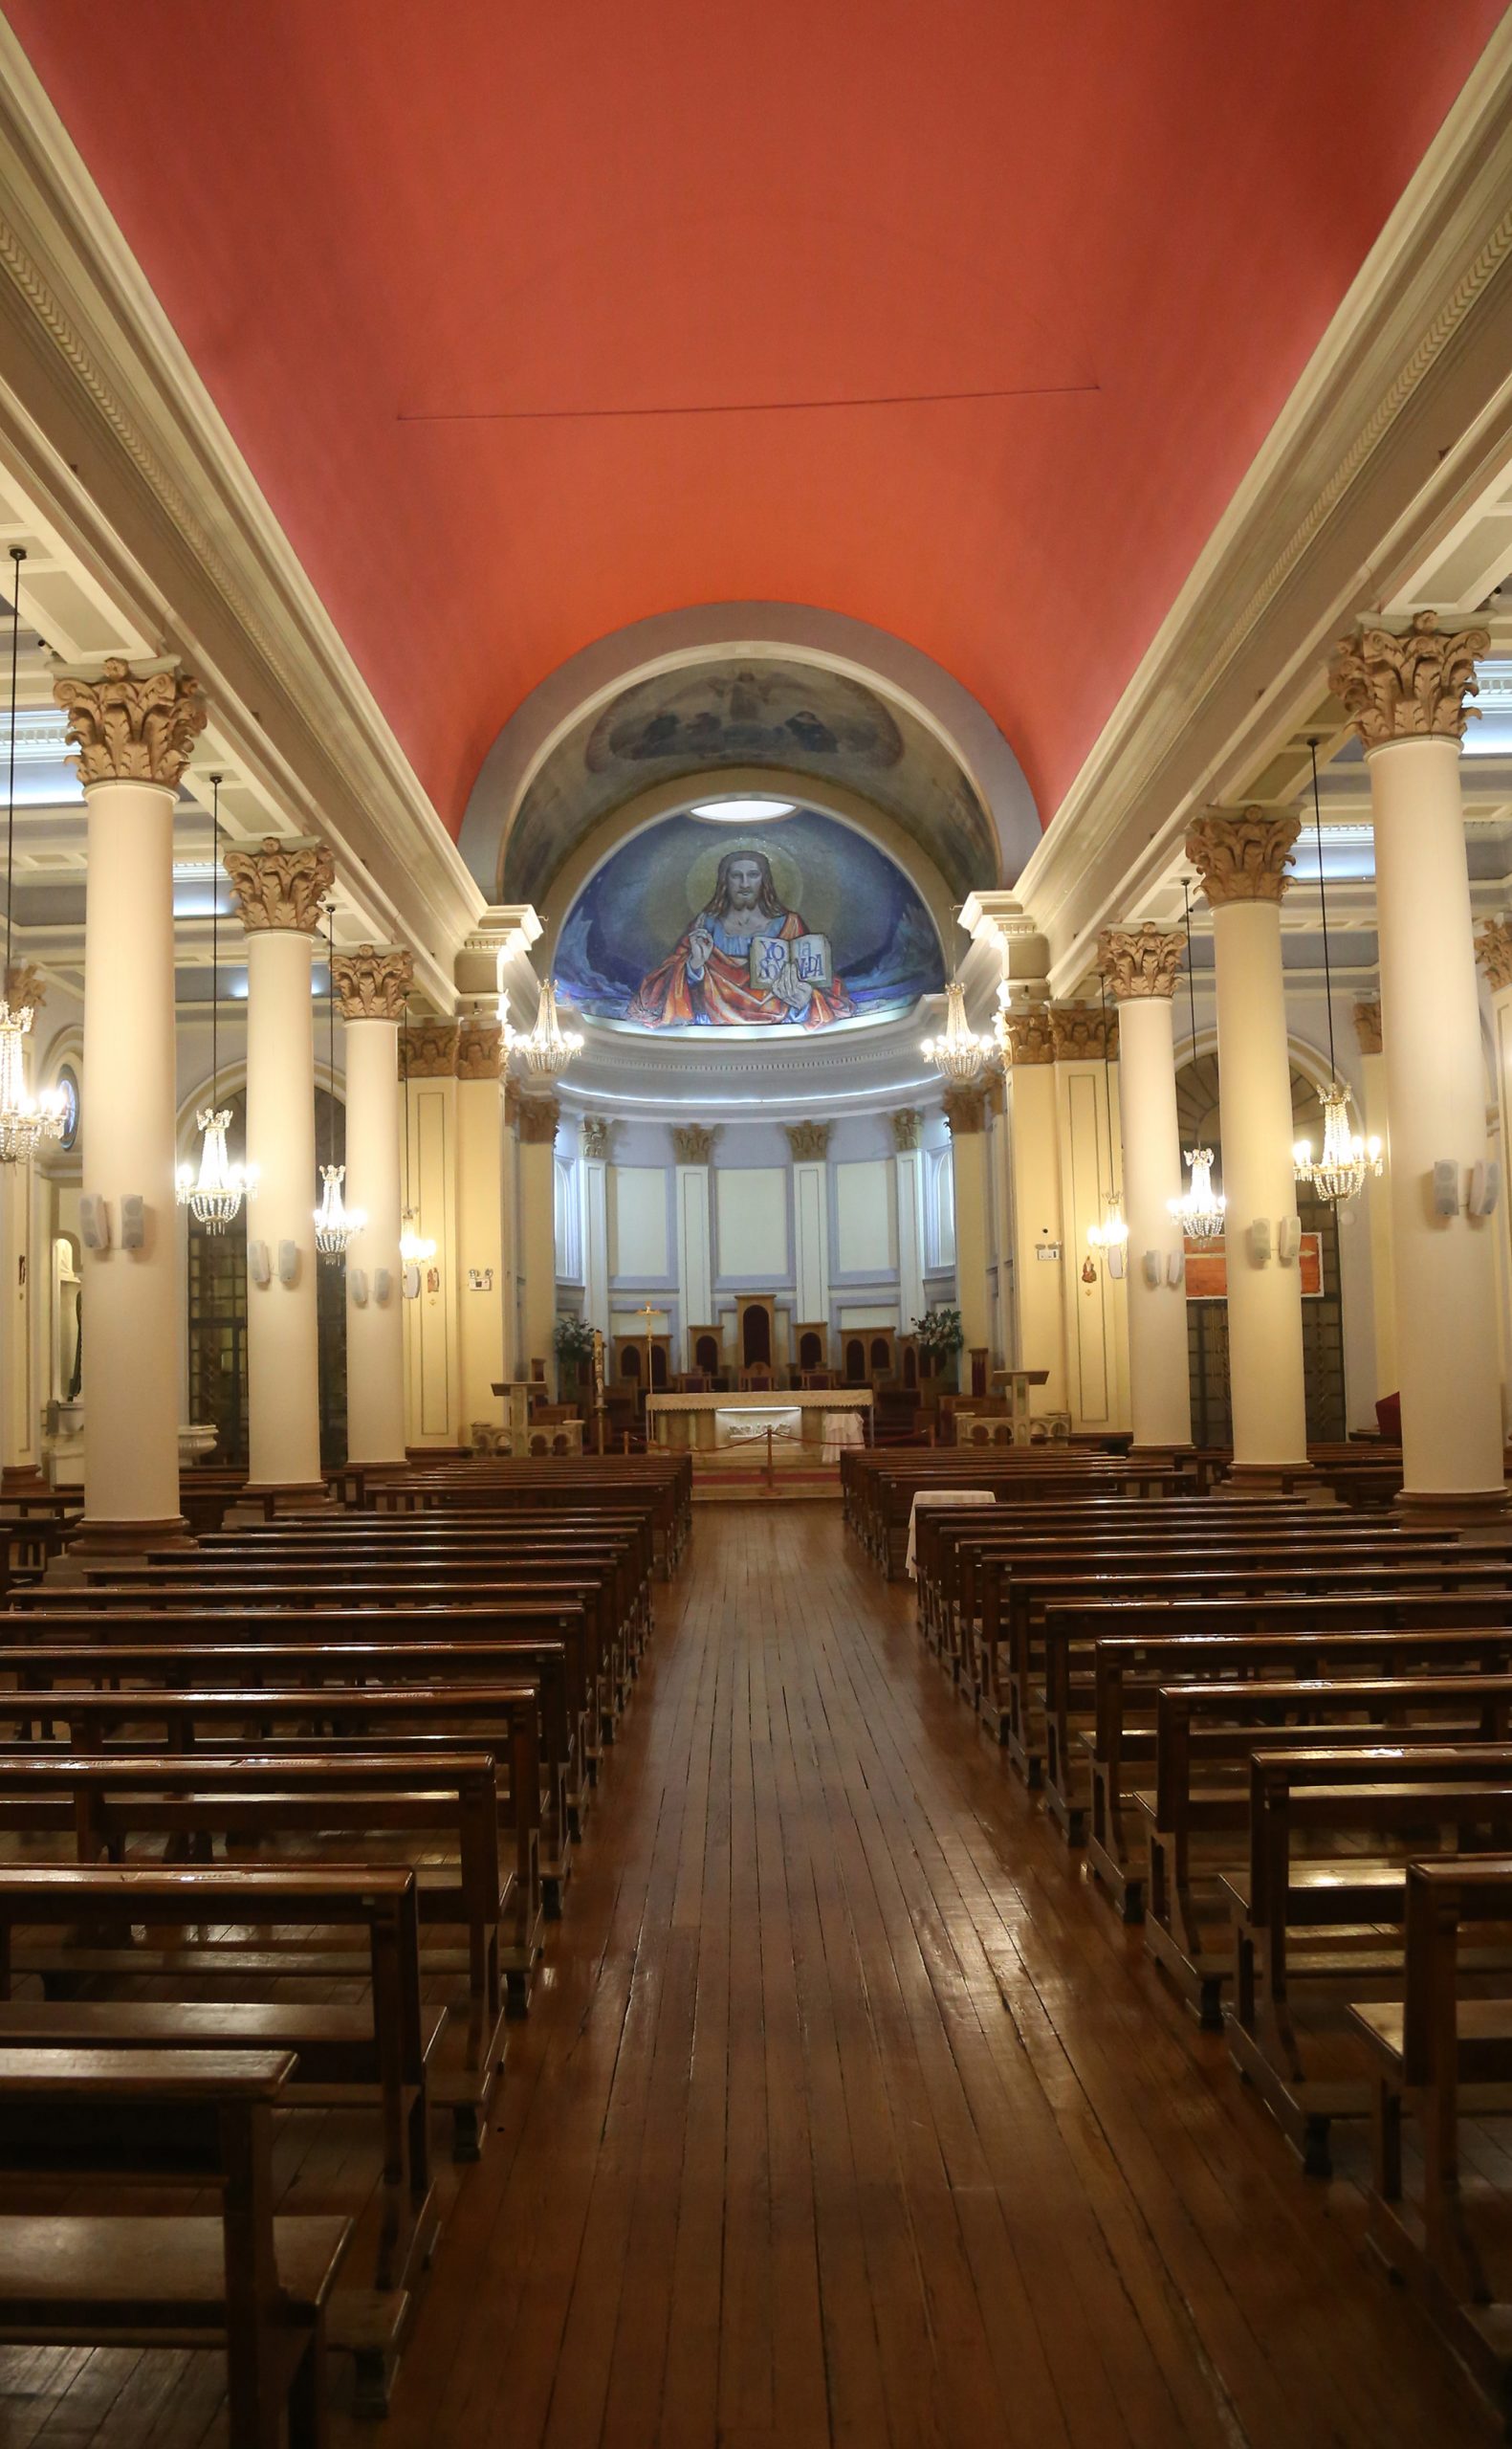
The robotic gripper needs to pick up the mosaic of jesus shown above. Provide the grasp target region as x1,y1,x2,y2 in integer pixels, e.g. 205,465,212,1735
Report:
628,849,852,1028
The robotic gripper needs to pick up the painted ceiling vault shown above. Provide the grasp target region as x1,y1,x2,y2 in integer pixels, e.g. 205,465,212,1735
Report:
505,656,994,907
4,3,1501,845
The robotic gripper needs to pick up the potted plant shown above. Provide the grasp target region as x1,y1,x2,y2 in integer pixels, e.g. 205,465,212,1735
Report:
553,1313,597,1401
911,1304,965,1392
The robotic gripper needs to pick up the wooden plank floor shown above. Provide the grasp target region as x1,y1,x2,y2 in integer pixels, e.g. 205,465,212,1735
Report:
0,1505,1497,2447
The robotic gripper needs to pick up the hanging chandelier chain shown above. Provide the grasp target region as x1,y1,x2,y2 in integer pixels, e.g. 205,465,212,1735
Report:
5,547,20,982
1308,737,1341,1083
208,774,220,1099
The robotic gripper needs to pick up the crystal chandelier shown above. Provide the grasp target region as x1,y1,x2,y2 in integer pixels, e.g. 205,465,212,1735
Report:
1169,1146,1225,1242
921,980,992,1086
505,980,583,1080
177,774,255,1230
315,901,363,1262
0,550,65,1166
1168,878,1226,1241
1292,740,1382,1205
1086,1194,1129,1252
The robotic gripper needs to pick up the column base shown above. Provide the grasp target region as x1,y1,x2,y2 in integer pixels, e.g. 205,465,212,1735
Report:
234,1480,333,1520
63,1514,195,1567
0,1466,51,1496
1223,1460,1315,1491
1394,1485,1511,1529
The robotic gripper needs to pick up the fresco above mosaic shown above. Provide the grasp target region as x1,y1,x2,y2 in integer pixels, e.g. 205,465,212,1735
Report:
554,805,945,1034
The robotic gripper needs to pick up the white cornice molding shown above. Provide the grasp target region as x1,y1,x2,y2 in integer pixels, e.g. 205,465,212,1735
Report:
0,21,483,1006
1017,13,1512,994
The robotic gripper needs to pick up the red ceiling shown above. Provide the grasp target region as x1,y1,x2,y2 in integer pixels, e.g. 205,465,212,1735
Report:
7,2,1502,845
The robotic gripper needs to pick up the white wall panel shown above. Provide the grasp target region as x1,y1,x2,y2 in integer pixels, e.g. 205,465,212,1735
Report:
836,1159,896,1275
608,1164,669,1279
716,1166,787,1278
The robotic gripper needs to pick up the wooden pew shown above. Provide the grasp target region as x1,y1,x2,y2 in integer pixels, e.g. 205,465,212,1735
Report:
1221,1752,1512,2174
1349,1853,1512,2423
0,2043,351,2449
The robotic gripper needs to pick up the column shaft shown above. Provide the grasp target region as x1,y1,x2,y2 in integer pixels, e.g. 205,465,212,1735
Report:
1003,1034,1068,1411
79,779,185,1539
345,1016,405,1465
1371,736,1502,1498
456,1070,508,1440
518,1097,559,1387
945,1091,990,1391
243,928,321,1490
1,1147,40,1490
1115,991,1192,1448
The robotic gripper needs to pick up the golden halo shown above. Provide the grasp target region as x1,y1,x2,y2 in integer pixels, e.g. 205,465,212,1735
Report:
685,836,803,918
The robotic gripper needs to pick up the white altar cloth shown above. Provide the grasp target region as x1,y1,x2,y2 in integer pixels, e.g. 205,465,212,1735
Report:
905,1487,997,1579
714,1403,802,1448
647,1388,873,1451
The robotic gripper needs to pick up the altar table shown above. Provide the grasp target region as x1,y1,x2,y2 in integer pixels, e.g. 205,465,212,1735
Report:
647,1388,873,1453
905,1487,997,1580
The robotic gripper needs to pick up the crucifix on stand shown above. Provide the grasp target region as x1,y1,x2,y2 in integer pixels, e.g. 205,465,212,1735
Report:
636,1303,659,1445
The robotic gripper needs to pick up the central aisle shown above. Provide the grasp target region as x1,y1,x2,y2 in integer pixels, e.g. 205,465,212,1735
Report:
364,1507,1491,2449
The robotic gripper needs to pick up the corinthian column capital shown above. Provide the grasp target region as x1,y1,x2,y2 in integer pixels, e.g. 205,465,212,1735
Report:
1477,918,1512,994
1330,608,1489,749
1049,1002,1117,1061
54,656,208,789
1001,1004,1054,1066
1098,924,1185,1001
517,1093,560,1147
400,1019,460,1078
223,836,335,935
1185,807,1300,906
3,963,44,1016
333,943,413,1021
1353,998,1384,1056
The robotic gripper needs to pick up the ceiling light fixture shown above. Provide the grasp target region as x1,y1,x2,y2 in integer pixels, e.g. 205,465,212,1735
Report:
315,900,363,1261
506,978,583,1080
1292,739,1381,1205
0,548,66,1165
921,979,991,1086
175,772,256,1230
689,796,796,824
1167,876,1225,1244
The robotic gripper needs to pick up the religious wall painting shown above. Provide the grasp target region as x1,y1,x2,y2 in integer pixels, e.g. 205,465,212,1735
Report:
554,805,944,1033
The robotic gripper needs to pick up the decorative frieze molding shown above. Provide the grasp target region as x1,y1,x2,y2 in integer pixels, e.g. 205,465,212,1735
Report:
517,1093,560,1147
672,1124,716,1165
504,1080,521,1131
1477,920,1512,995
1185,807,1301,906
400,1020,459,1079
985,1075,1006,1119
581,1115,612,1161
944,1087,987,1136
4,961,43,1013
454,1016,503,1080
1002,1004,1054,1066
890,1108,923,1151
1049,1003,1118,1062
53,656,208,789
785,1121,832,1162
223,835,335,935
332,942,413,1022
1330,608,1489,747
1353,997,1386,1054
1098,924,1184,1001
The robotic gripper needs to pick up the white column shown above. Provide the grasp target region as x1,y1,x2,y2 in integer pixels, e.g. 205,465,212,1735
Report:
1002,1008,1068,1408
0,966,45,1491
1187,811,1308,1476
334,943,411,1467
517,1092,559,1387
891,1110,927,1333
1333,613,1504,1508
1050,1002,1129,1435
673,1128,714,1356
1352,996,1398,1410
581,1116,611,1335
455,1014,508,1443
1101,927,1192,1450
55,658,208,1551
400,1021,460,1450
944,1088,991,1394
786,1122,831,1332
224,840,332,1499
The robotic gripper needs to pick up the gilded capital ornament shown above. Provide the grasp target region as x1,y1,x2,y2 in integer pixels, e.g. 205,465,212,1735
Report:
517,1093,560,1147
1048,1003,1118,1062
1330,608,1489,749
400,1020,459,1078
504,1079,522,1130
1002,1005,1054,1066
1478,921,1512,996
455,1017,503,1080
1185,807,1300,907
672,1124,716,1164
4,963,44,1014
581,1115,612,1161
332,943,413,1021
944,1087,987,1136
785,1121,832,1162
891,1108,923,1151
1353,998,1385,1055
1098,924,1184,1001
54,656,208,789
223,836,335,935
